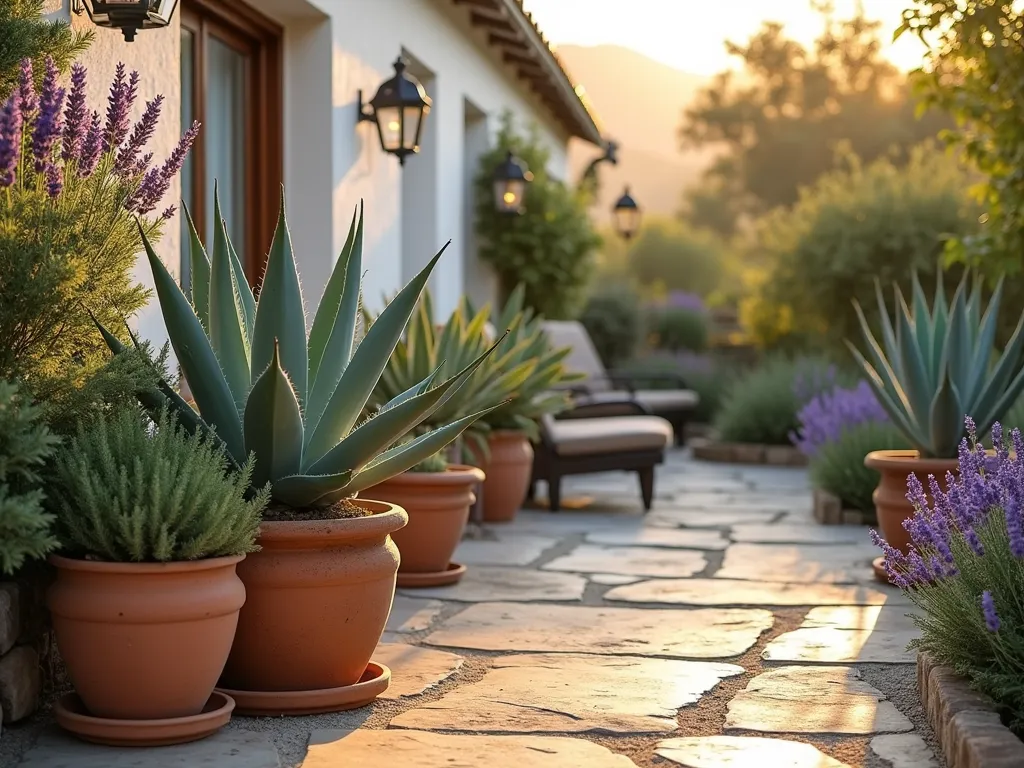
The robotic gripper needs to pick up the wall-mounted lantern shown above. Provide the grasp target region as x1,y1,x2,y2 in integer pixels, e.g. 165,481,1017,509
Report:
358,57,432,166
612,186,641,240
492,151,533,215
71,0,178,42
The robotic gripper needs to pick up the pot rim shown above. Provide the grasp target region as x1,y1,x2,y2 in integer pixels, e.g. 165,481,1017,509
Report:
48,553,244,574
864,449,959,473
257,499,408,543
372,464,486,487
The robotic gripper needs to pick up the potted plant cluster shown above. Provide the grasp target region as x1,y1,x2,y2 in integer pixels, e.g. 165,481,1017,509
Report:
361,289,527,586
48,406,265,745
849,271,1024,580
106,197,497,716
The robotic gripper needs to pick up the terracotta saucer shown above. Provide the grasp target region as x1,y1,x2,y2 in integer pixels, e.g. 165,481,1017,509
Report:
54,691,234,747
397,562,467,588
218,662,391,717
872,556,892,584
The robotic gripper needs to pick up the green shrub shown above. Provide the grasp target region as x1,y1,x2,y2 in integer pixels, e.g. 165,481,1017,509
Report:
579,285,643,368
809,421,910,516
714,357,833,445
0,0,92,102
627,218,726,296
617,354,735,424
0,381,59,575
52,407,267,563
648,307,708,353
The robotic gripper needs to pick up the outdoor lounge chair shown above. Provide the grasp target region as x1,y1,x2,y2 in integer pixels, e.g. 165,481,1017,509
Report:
541,320,699,446
530,401,673,512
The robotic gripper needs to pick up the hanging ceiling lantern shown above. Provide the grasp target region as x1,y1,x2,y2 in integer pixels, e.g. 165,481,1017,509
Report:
612,186,641,240
357,57,432,166
492,151,533,215
72,0,179,42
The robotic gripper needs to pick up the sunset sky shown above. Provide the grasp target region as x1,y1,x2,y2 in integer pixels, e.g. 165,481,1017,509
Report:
521,0,928,75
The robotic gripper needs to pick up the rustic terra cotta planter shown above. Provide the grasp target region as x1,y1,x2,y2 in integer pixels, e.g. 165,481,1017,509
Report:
363,465,484,575
476,431,535,523
219,500,407,695
865,450,958,553
48,554,245,721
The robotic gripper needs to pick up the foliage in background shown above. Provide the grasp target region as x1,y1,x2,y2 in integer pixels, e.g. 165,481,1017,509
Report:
0,381,59,575
810,421,909,516
473,112,600,318
791,381,889,457
648,307,708,354
0,58,195,426
625,217,725,297
849,271,1024,459
875,422,1024,734
578,283,643,369
0,0,92,102
743,145,977,353
52,406,266,562
617,352,736,425
714,356,834,445
898,1,1024,275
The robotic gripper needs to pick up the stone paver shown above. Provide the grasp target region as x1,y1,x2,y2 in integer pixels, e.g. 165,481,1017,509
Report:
373,643,463,699
716,543,879,584
302,730,639,767
586,527,729,550
399,566,586,602
648,509,780,528
391,653,743,734
605,578,906,607
725,666,913,735
589,573,643,585
424,602,773,658
730,524,870,545
18,729,279,767
454,534,558,566
542,544,706,578
763,606,918,664
385,595,444,633
655,735,850,767
869,734,939,767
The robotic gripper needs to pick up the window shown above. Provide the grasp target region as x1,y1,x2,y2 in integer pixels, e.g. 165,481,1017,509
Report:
180,0,282,288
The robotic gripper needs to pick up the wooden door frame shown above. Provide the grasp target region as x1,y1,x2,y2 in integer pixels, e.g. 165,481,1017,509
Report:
180,0,283,286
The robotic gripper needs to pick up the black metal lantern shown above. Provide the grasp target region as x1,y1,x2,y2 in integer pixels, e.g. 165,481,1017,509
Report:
612,186,641,240
72,0,179,42
492,151,533,215
358,57,432,165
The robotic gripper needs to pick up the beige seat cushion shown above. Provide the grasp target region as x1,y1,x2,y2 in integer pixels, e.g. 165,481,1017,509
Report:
585,389,699,412
548,416,673,457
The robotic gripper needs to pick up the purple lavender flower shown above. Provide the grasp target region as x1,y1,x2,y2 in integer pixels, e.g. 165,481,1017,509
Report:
664,291,706,313
906,473,929,511
159,204,177,222
78,111,102,177
61,63,88,162
982,591,1000,632
1006,491,1024,558
791,380,889,457
45,162,62,198
131,151,153,176
18,59,37,117
0,94,21,187
115,94,163,175
128,119,199,214
31,58,64,172
103,64,140,153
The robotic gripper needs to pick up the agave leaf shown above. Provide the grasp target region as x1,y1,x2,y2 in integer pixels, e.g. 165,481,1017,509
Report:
346,404,504,494
871,283,901,379
304,242,450,465
978,362,1024,439
378,362,445,415
182,203,210,329
973,310,1024,424
946,276,971,404
910,273,933,379
271,471,354,508
139,222,245,463
928,368,963,459
244,342,304,489
498,283,526,330
251,191,308,405
847,341,925,449
307,203,363,425
852,301,916,422
895,291,933,422
227,235,255,341
966,276,1004,406
209,190,251,410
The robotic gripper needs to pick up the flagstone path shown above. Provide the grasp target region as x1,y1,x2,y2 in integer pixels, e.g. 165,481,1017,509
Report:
6,449,942,767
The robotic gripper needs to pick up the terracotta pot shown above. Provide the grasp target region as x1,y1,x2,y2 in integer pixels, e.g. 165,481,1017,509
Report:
363,466,484,573
48,554,245,720
477,431,535,523
865,450,958,553
219,500,406,693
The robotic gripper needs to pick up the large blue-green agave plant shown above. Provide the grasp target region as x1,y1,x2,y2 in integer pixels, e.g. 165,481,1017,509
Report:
103,190,502,508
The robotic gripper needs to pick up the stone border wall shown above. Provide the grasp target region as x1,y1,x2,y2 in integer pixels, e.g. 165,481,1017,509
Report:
812,488,875,526
690,437,807,467
918,652,1024,767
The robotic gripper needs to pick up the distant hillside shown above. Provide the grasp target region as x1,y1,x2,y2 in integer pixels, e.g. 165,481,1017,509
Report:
554,44,719,223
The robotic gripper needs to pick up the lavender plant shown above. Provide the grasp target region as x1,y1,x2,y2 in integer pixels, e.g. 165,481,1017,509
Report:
791,380,890,458
0,56,196,424
875,417,1024,731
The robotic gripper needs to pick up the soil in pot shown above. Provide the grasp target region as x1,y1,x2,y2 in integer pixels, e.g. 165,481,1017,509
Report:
47,554,245,721
218,499,406,707
477,431,534,523
362,465,484,578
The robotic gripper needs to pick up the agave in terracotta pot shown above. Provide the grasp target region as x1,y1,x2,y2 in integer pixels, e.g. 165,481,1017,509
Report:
849,271,1024,578
47,406,265,745
104,192,498,715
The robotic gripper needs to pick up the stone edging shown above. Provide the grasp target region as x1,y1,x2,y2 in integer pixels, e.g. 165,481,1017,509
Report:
918,652,1024,767
812,488,874,526
690,437,807,467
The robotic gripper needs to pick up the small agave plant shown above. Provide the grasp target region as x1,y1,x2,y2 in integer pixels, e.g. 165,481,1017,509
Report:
848,271,1024,459
103,192,500,508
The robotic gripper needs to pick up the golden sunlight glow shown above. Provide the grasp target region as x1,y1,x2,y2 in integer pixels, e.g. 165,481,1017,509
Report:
387,120,400,131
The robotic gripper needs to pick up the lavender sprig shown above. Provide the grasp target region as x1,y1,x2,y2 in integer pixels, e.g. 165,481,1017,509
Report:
31,58,65,172
61,64,88,163
0,95,22,187
78,110,102,178
115,95,163,175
